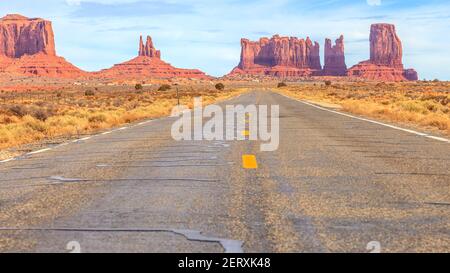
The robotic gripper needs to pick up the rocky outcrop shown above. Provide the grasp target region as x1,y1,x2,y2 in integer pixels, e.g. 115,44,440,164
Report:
139,35,161,59
0,14,86,78
97,35,209,79
322,35,347,76
348,24,418,81
228,35,322,78
323,35,347,76
369,24,403,67
403,69,418,81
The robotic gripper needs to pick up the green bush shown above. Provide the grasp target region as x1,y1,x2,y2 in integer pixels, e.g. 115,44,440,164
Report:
324,80,332,86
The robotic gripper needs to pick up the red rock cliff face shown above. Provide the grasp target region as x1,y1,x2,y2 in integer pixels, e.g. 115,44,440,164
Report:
0,14,86,78
0,14,56,58
323,35,347,76
348,23,418,81
230,35,322,78
370,24,402,67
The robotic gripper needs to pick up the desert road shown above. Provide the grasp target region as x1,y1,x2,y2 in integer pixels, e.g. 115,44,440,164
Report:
0,90,449,253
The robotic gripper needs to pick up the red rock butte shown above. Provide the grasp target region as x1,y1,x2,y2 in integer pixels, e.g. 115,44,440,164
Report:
0,14,419,82
0,14,209,80
0,14,87,78
323,35,347,76
97,35,209,79
229,35,322,77
348,23,418,81
228,24,418,81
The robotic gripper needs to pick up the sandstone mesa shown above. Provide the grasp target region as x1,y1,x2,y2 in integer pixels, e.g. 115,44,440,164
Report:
0,14,208,80
0,13,418,82
229,35,322,78
228,24,418,81
0,14,87,78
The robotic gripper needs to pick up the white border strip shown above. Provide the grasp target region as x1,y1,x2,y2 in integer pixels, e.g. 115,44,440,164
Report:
0,158,15,163
279,93,450,143
27,148,52,155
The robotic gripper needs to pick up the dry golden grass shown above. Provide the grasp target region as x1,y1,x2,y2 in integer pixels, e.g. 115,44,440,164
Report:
0,84,248,150
275,81,450,136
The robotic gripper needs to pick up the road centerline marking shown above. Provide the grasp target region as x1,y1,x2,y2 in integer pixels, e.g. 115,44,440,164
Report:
242,155,258,169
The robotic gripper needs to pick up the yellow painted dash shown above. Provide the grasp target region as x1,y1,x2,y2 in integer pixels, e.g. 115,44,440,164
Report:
242,130,250,137
242,155,258,169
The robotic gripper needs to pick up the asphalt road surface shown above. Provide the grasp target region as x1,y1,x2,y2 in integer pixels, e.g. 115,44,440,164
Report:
0,90,449,253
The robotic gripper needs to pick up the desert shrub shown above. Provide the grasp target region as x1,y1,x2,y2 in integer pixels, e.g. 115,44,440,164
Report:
1,115,19,124
23,116,47,133
324,80,332,86
400,101,422,113
9,105,28,117
422,116,449,130
423,101,438,112
158,84,171,91
88,114,107,123
113,99,123,107
215,83,225,91
85,90,95,96
31,109,50,121
135,84,143,91
277,82,287,88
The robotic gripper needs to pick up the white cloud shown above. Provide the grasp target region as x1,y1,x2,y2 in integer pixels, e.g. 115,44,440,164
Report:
367,0,381,6
66,0,80,6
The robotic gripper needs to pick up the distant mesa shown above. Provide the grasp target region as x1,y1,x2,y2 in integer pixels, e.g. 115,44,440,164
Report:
0,14,209,80
347,23,418,81
0,13,419,82
228,35,322,78
228,24,418,81
0,14,87,78
96,35,210,80
227,34,349,78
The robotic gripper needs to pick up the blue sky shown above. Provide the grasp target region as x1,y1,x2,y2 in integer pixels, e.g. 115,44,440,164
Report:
1,0,449,79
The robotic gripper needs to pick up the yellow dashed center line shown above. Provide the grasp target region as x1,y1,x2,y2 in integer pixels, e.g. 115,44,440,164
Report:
242,113,257,170
242,155,258,169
